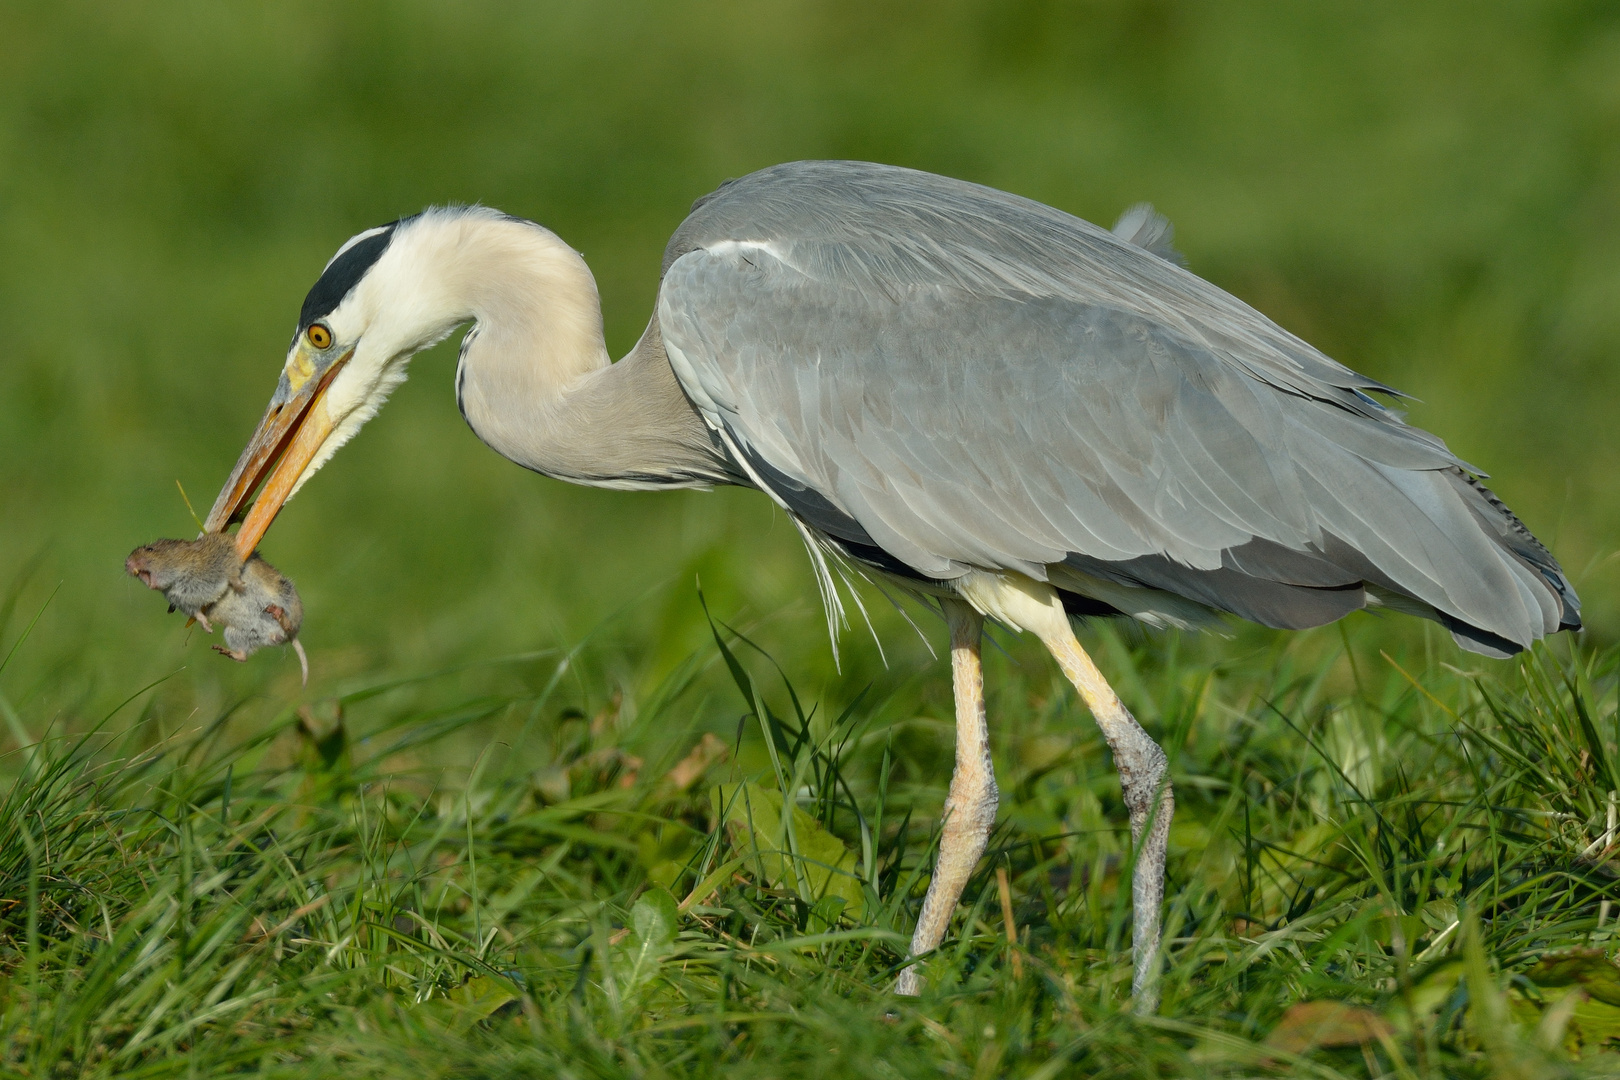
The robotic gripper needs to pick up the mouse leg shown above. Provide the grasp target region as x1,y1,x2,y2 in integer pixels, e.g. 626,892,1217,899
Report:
264,603,296,636
212,645,248,662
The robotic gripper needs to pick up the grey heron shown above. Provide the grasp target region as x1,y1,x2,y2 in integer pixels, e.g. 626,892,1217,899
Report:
202,160,1581,1011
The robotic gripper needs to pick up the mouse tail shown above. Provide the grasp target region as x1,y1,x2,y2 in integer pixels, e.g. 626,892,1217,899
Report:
292,638,309,686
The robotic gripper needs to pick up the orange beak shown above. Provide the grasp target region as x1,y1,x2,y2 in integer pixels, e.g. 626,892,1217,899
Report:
205,349,352,559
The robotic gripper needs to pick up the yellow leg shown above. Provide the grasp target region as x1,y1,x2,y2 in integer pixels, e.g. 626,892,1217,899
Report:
895,600,994,996
1038,619,1172,1014
955,570,1172,1013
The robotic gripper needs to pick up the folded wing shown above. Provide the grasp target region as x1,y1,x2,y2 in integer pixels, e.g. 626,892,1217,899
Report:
657,161,1579,654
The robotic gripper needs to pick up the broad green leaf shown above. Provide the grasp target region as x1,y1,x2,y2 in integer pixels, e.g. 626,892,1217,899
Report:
619,887,681,993
1526,949,1620,1007
424,976,518,1033
1387,960,1465,1038
632,887,679,951
1510,986,1620,1057
1408,960,1465,1018
1565,995,1620,1054
713,782,866,921
808,895,847,935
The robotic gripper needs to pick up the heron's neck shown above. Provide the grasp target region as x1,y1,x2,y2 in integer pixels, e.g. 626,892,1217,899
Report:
427,214,728,489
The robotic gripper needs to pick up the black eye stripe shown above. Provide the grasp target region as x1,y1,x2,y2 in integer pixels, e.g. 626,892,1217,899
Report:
298,224,399,330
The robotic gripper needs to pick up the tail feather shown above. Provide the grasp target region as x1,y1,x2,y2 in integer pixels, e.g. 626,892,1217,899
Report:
1449,469,1582,632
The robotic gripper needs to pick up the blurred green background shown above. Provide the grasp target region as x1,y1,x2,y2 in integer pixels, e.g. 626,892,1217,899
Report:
1,1,1616,741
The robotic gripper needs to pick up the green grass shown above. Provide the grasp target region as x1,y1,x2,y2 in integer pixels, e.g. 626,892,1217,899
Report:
3,586,1620,1077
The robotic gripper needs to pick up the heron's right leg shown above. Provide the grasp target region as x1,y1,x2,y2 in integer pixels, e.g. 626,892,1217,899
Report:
895,600,994,997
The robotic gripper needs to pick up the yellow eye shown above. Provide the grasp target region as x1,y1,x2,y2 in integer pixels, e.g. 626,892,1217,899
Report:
306,324,332,350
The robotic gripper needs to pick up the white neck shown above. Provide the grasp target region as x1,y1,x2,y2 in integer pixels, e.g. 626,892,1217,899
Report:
373,208,729,489
373,207,610,400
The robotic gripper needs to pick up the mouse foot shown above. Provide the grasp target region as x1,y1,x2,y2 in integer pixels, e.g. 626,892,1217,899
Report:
265,603,298,635
211,644,248,662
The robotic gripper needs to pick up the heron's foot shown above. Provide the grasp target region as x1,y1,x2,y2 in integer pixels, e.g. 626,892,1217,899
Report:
897,785,998,997
896,601,994,998
1120,740,1173,1014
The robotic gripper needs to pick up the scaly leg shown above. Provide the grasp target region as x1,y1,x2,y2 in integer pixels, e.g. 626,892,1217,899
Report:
895,600,995,996
1036,619,1173,1014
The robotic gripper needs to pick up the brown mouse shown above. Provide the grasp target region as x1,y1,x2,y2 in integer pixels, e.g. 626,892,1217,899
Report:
209,555,307,681
125,534,308,681
125,533,240,631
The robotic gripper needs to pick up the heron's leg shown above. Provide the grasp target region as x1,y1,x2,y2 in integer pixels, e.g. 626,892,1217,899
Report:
895,600,995,997
1036,618,1173,1014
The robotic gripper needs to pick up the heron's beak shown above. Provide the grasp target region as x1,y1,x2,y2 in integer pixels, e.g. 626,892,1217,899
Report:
205,347,353,559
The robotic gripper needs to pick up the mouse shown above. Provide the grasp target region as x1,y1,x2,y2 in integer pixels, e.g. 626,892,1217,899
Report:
209,555,307,681
125,534,308,682
125,533,240,631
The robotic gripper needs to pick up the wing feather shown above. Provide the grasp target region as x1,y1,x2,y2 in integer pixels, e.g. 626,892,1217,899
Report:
656,162,1578,651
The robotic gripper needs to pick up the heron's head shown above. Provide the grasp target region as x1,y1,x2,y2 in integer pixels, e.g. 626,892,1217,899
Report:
204,207,537,555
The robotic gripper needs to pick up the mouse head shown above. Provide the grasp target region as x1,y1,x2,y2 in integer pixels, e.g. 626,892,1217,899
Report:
125,539,192,591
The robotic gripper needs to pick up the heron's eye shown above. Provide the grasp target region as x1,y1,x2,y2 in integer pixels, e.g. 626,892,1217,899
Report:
306,324,333,350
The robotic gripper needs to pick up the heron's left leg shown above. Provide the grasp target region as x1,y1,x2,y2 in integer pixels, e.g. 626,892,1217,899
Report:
895,600,994,997
1035,617,1172,1015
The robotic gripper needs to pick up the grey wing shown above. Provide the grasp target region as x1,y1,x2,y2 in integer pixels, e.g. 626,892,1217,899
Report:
658,162,1578,653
